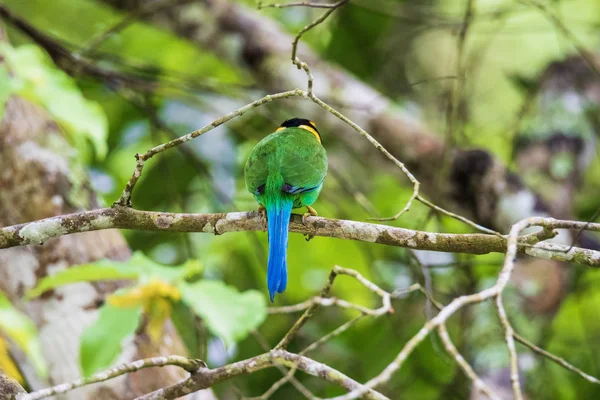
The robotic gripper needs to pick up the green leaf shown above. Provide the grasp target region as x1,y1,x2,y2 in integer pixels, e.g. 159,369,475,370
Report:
80,303,142,377
123,252,202,284
0,43,108,159
180,281,266,347
171,300,205,359
27,252,201,299
27,263,139,299
0,291,47,378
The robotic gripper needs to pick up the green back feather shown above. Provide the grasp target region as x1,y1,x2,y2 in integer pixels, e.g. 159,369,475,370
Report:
244,127,327,203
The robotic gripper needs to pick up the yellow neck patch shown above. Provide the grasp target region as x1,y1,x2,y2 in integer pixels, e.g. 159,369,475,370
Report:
276,125,321,143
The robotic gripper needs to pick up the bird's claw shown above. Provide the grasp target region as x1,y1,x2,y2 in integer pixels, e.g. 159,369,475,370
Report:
258,205,267,229
302,206,318,241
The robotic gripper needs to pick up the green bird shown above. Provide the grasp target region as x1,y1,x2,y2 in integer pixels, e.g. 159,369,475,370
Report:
245,118,328,301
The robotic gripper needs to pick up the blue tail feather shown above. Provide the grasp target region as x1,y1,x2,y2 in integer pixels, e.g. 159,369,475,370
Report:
266,199,293,302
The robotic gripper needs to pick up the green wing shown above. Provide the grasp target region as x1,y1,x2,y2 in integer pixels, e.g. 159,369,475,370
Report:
278,128,327,190
244,133,274,194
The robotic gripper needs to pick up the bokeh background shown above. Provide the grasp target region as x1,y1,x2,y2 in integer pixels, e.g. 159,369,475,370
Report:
1,0,600,399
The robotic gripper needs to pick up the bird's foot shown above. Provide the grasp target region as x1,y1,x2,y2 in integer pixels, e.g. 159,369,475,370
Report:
302,206,318,241
258,205,267,229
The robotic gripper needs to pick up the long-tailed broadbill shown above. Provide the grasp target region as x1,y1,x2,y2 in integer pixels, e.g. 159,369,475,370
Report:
244,118,328,301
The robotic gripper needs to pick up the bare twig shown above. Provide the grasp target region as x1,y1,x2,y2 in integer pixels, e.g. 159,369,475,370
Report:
270,266,392,316
567,205,600,252
246,367,303,400
113,89,305,206
251,315,364,400
437,323,500,400
249,331,314,400
391,284,444,311
301,314,365,356
416,195,502,236
259,1,343,9
135,350,389,400
324,216,600,399
289,0,350,93
22,356,206,400
494,293,522,399
514,332,600,385
308,94,422,223
275,268,337,350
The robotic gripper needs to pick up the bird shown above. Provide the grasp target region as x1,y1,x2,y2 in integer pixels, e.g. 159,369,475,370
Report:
244,118,328,302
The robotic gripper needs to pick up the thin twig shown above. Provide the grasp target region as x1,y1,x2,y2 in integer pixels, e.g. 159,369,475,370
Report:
259,1,343,9
308,94,422,223
391,284,445,311
323,216,596,400
249,331,314,400
300,314,365,356
135,350,389,400
23,356,206,400
437,323,500,400
251,315,365,400
514,332,600,385
289,0,350,93
275,268,337,349
113,89,305,207
566,205,600,252
494,293,522,400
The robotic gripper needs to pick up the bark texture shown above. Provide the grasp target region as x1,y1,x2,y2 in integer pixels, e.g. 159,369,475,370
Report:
0,367,26,399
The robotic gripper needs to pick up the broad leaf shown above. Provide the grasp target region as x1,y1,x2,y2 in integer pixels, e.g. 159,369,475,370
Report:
0,43,108,159
27,263,138,299
80,303,142,377
27,252,201,298
180,281,266,347
171,300,205,359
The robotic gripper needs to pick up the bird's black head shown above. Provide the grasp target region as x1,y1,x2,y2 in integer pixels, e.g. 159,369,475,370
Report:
278,118,321,142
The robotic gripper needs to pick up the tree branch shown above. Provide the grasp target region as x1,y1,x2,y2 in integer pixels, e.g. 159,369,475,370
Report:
0,368,26,400
22,356,206,400
2,208,599,266
135,350,389,400
323,216,600,399
513,332,600,385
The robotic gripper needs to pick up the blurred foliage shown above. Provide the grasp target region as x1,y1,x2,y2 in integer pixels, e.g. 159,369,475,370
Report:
0,43,108,159
80,302,143,378
0,291,47,382
28,252,265,376
1,0,600,398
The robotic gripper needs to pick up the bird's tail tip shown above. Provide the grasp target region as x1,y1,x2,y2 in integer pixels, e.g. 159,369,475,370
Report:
268,277,287,302
266,200,292,302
